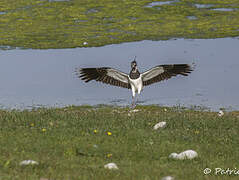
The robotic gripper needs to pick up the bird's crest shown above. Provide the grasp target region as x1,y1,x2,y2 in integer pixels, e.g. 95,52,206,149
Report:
131,56,137,68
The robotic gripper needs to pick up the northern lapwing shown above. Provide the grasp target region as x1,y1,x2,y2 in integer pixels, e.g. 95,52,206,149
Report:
77,58,193,108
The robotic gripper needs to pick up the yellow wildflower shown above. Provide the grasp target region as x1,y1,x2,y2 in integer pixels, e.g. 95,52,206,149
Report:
42,128,46,132
93,129,98,134
107,153,112,158
107,132,112,136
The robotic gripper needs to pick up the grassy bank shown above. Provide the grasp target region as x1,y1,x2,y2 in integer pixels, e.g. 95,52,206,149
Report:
0,105,238,179
0,0,239,49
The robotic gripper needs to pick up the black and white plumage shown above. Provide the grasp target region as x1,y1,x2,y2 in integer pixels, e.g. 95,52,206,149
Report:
77,60,193,107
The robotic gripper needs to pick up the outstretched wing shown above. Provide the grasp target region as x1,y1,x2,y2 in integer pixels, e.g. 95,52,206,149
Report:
76,67,130,89
142,64,193,86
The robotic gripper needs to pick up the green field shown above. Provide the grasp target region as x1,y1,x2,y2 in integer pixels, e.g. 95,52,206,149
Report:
0,0,239,49
0,105,238,179
1,0,239,179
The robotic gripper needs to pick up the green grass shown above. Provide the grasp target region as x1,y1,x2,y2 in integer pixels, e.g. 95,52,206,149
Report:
0,105,238,179
0,0,239,49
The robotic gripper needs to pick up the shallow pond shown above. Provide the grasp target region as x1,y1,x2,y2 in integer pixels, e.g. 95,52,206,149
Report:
145,1,177,7
212,8,236,12
0,38,239,111
194,4,214,8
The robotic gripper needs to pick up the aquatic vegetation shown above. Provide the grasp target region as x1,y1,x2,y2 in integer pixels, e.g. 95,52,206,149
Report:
0,0,239,49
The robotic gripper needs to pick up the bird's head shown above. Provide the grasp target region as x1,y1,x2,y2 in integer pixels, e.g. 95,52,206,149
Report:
131,56,137,69
131,60,137,68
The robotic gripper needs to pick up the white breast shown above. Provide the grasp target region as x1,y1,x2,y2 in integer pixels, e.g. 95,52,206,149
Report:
129,75,143,96
130,78,142,89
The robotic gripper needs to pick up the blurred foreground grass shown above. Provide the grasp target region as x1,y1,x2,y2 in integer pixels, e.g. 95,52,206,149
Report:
0,105,238,179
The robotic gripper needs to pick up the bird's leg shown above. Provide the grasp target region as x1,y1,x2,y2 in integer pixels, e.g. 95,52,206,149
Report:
135,89,141,106
135,95,138,105
131,96,136,109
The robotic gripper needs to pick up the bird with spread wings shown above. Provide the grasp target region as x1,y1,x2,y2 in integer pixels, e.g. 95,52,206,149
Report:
76,59,193,108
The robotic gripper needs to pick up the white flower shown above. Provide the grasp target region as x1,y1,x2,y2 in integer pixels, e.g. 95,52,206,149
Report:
153,121,166,130
83,42,88,45
19,160,39,166
169,150,198,160
104,162,118,170
218,110,224,117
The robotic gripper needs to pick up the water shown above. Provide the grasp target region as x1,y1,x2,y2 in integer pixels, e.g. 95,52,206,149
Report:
194,4,214,8
0,38,239,111
145,1,177,7
212,8,236,12
187,16,197,20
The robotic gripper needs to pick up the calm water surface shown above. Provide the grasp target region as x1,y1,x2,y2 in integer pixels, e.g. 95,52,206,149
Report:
0,38,238,110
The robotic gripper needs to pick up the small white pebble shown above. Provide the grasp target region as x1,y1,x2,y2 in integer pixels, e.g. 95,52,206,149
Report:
153,121,166,130
19,160,39,166
169,150,198,160
161,176,175,180
83,42,88,45
93,144,98,148
169,153,178,159
218,110,224,117
129,109,140,113
112,110,120,113
104,162,118,170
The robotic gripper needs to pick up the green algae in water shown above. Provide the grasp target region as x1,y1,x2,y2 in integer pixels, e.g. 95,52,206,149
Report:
0,0,239,49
